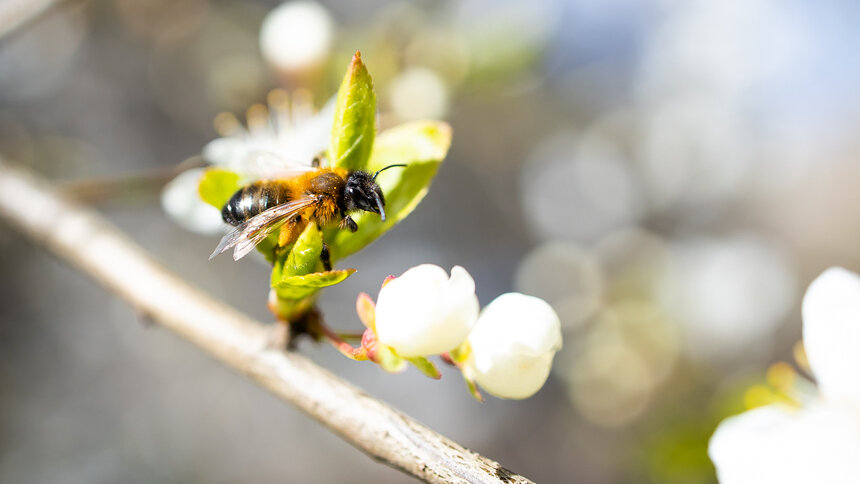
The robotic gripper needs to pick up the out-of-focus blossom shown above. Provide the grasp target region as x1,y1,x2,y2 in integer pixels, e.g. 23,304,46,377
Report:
162,90,332,233
639,0,809,101
464,293,562,399
709,267,860,483
659,235,797,361
388,67,450,121
374,265,479,358
634,97,753,212
561,300,680,427
515,241,603,331
259,1,334,73
522,131,643,243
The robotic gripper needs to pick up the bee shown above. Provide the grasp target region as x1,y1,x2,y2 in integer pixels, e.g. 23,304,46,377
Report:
210,158,405,269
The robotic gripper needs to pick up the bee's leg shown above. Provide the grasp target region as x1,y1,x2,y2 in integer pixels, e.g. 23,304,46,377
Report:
320,243,332,271
279,216,303,247
315,221,333,271
339,215,358,233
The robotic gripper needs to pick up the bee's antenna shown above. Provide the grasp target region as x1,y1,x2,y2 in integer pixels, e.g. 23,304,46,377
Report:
372,164,407,181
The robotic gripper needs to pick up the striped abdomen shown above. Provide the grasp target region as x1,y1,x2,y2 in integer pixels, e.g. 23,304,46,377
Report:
221,181,292,226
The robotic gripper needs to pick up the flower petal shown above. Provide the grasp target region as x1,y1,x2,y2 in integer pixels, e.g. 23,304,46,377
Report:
710,404,860,484
802,267,860,406
466,293,562,399
160,168,225,235
374,265,479,357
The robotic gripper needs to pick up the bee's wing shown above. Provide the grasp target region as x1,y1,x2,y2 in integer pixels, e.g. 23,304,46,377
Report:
209,197,317,261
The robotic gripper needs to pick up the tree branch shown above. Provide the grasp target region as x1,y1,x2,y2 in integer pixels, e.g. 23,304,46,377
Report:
0,160,532,484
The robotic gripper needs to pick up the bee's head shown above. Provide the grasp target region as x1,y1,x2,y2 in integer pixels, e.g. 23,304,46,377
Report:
344,164,406,221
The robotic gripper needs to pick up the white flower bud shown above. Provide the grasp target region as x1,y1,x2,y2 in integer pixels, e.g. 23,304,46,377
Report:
259,2,334,73
374,264,479,357
465,293,562,399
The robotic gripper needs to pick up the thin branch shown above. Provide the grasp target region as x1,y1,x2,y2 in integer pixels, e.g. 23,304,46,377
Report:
0,160,532,484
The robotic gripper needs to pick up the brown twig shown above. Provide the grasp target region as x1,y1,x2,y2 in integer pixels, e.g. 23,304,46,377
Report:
0,160,533,484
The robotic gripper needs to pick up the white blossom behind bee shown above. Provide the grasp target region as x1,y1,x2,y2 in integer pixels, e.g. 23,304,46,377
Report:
161,90,334,234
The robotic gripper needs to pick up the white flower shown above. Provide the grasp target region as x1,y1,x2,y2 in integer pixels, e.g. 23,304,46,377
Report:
374,264,479,358
709,267,860,484
465,293,562,399
162,90,333,233
801,267,860,406
160,168,224,235
259,1,334,73
202,91,333,180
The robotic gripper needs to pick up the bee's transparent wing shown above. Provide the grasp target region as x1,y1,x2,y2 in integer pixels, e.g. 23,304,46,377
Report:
209,197,317,261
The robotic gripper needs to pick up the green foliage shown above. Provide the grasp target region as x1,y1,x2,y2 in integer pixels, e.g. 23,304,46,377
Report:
198,169,240,209
330,52,376,171
273,224,323,279
328,120,452,261
406,357,441,379
272,269,356,300
375,344,407,373
270,225,354,316
198,54,451,323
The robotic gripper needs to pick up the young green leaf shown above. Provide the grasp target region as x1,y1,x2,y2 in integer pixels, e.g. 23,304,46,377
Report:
375,344,408,373
271,224,324,283
407,357,442,379
465,375,484,402
272,269,356,300
328,120,453,260
366,120,453,171
198,168,240,209
330,51,376,171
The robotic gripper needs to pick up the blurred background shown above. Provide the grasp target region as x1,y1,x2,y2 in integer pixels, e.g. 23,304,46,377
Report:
2,0,860,482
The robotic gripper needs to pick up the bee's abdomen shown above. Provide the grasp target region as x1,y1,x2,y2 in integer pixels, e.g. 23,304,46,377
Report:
221,181,290,226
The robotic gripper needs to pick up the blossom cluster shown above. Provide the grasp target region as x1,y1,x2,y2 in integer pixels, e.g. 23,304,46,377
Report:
350,264,563,400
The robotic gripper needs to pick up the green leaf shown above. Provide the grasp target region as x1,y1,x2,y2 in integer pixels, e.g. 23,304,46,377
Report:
375,345,407,373
407,357,441,379
366,120,453,171
272,269,356,300
465,376,484,402
330,51,376,171
198,168,240,209
328,120,452,260
271,224,323,283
